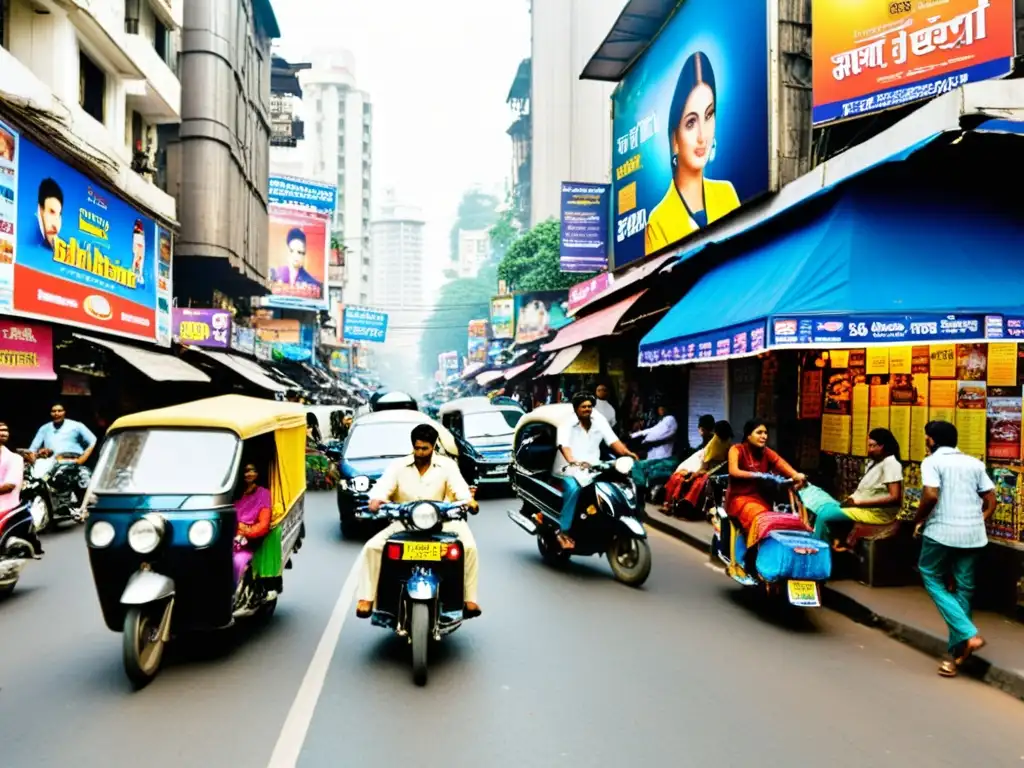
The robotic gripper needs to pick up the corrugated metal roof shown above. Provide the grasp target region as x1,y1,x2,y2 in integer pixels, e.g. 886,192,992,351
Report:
580,0,679,82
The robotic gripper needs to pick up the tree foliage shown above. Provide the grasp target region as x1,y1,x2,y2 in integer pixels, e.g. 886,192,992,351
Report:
449,190,501,261
419,262,498,379
497,219,595,293
488,206,518,263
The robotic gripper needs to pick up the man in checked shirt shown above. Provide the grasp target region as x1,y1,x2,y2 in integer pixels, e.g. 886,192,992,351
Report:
914,420,996,678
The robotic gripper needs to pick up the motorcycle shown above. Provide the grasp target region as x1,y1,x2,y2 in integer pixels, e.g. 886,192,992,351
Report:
0,502,45,599
20,453,90,532
508,456,652,587
362,500,478,686
709,473,832,608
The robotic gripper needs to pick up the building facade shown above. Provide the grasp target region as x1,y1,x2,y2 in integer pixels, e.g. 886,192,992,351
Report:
268,52,310,180
298,50,373,308
456,228,489,279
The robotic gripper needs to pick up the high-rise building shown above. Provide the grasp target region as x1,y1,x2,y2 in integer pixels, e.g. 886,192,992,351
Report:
456,229,490,279
371,188,425,308
269,52,310,180
298,50,373,309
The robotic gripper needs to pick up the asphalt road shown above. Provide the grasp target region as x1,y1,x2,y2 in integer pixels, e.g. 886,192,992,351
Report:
1,492,1022,768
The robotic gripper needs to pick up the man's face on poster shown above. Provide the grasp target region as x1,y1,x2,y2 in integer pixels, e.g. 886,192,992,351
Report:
288,236,306,270
39,196,62,247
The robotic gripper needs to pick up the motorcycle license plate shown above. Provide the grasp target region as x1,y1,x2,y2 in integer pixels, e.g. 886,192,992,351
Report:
787,580,820,607
402,542,442,561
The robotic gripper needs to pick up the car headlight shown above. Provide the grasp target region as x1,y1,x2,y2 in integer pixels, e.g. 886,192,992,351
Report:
410,502,440,531
188,519,216,548
352,475,370,492
614,456,636,476
127,515,165,554
88,520,116,548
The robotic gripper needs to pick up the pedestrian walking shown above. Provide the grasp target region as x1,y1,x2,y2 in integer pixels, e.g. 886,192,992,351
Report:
914,420,996,677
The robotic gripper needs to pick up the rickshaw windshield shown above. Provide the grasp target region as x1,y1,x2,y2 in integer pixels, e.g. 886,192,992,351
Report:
92,429,241,495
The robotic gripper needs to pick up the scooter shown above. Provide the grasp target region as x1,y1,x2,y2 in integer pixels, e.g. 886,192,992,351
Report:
709,474,832,608
362,500,478,686
20,453,90,532
508,457,652,587
0,502,45,599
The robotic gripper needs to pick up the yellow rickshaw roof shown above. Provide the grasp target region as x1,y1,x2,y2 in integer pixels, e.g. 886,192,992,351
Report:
514,403,576,437
108,395,308,439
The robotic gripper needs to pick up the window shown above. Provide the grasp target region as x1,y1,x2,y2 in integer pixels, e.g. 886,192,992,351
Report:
93,429,241,494
154,17,169,64
124,0,139,34
0,0,7,48
79,50,106,123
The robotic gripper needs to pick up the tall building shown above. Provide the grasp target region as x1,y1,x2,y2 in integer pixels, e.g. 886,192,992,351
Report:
298,50,373,308
506,58,531,228
456,229,490,279
269,52,310,180
529,0,625,225
168,0,280,304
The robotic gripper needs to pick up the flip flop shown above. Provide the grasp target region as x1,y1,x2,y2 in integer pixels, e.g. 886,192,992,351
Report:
956,636,986,666
938,660,958,677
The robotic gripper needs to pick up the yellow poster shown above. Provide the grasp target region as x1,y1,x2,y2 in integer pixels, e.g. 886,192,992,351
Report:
851,384,869,457
930,344,956,378
829,350,850,368
890,406,911,458
820,414,852,454
956,408,987,460
910,406,928,462
866,347,890,375
987,343,1018,387
929,379,957,424
889,346,912,375
563,346,600,374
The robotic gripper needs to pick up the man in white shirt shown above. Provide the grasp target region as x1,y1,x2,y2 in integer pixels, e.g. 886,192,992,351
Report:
356,423,479,618
551,392,637,549
594,383,617,429
915,420,995,676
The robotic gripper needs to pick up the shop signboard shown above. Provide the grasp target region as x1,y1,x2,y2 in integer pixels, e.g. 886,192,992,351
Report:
490,296,514,339
639,320,766,366
0,318,55,379
467,318,489,364
769,314,987,346
568,272,614,315
330,347,351,373
514,290,571,345
812,0,1015,126
438,350,459,381
172,308,231,348
559,182,610,273
342,306,388,343
231,326,256,355
266,176,336,310
610,0,771,270
0,117,172,344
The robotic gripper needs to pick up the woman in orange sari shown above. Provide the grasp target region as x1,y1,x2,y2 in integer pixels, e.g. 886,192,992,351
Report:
727,420,807,546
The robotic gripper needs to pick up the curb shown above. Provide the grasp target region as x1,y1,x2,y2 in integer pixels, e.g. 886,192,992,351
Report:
645,510,1024,702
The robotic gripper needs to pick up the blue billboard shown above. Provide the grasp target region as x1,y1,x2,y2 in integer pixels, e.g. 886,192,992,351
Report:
559,182,610,273
342,306,388,343
611,0,771,270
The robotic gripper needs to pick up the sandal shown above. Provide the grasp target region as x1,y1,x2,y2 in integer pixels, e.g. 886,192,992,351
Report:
938,659,958,677
955,636,986,666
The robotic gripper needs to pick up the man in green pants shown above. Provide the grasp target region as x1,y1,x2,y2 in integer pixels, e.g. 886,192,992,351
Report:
914,420,996,678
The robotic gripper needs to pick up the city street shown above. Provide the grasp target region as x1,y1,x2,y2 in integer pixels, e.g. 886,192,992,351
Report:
1,492,1022,768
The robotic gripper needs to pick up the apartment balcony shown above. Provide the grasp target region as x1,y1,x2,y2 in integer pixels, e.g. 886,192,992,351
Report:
328,265,346,284
123,34,181,123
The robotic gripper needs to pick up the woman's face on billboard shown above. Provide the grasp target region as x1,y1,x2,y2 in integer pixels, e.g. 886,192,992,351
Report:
672,82,716,174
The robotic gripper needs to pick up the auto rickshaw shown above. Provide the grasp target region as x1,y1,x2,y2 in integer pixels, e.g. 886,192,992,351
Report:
83,395,308,688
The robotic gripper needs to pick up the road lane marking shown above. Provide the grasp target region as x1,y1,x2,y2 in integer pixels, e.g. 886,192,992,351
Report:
267,553,363,768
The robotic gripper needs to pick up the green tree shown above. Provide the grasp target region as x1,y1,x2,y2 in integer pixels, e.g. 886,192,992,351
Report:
419,262,498,379
497,219,596,293
488,207,518,263
449,190,501,261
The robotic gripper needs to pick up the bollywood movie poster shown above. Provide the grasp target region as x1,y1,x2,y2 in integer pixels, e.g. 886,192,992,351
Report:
266,176,336,310
986,386,1023,462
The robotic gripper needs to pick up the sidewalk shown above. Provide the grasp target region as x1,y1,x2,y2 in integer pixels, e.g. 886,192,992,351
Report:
643,503,1024,701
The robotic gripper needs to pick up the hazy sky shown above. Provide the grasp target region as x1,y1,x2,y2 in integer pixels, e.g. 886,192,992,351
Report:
272,0,531,286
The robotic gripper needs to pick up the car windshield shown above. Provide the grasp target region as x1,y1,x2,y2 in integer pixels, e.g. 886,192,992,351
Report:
92,429,240,495
345,423,417,460
464,410,520,439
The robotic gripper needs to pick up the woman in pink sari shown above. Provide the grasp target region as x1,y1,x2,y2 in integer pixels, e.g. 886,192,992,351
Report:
234,463,272,585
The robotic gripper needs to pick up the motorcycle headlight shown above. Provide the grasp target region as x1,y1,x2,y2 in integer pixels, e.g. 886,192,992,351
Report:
352,475,370,492
614,456,636,476
78,468,92,489
188,519,216,548
127,515,165,554
88,520,116,548
410,503,440,531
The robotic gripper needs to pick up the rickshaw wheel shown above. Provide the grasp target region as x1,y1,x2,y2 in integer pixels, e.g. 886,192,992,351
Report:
123,605,167,689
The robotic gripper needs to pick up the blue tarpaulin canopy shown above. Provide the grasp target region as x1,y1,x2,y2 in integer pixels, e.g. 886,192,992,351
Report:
639,183,1024,365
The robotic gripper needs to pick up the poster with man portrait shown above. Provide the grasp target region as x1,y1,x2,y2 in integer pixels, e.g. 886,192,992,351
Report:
266,176,337,310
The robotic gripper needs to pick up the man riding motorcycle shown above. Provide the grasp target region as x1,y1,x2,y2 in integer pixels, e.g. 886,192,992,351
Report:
356,423,481,619
27,403,97,467
553,392,638,550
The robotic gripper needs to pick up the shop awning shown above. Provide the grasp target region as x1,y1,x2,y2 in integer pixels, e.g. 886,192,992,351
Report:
540,345,583,377
503,361,536,381
461,362,485,380
572,254,675,315
541,291,646,352
639,184,1024,365
476,370,506,387
75,334,210,382
192,348,289,392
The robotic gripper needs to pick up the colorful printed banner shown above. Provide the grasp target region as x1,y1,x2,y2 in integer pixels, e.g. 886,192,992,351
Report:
0,319,55,379
771,314,987,346
490,296,514,339
639,320,766,366
514,290,570,344
172,308,232,348
266,176,336,310
231,325,256,355
342,306,388,343
568,272,614,314
811,0,1015,125
559,182,610,273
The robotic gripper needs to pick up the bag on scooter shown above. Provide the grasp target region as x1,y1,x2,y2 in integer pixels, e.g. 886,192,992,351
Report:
755,530,832,583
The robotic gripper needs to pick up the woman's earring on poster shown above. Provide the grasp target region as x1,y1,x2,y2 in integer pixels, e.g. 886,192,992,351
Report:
709,139,717,164
671,152,678,169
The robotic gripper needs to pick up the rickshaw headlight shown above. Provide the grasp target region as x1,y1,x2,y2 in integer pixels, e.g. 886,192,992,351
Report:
188,519,216,548
127,515,165,554
614,456,635,476
352,475,370,492
88,520,115,548
410,503,440,531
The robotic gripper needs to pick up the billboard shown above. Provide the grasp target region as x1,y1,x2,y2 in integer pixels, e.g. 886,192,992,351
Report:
490,296,514,339
559,182,610,273
812,0,1014,125
0,117,171,343
514,290,571,345
0,319,55,379
438,350,459,381
266,176,336,310
468,318,489,364
172,308,231,348
343,306,388,343
610,0,771,270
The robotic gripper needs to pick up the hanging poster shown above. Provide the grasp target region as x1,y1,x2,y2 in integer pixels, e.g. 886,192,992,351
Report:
821,413,852,454
986,467,1020,541
889,346,912,375
956,380,987,459
866,347,890,375
930,379,957,424
851,383,869,456
824,370,852,414
890,406,911,459
828,350,849,368
986,386,1022,461
910,371,930,463
987,343,1018,386
869,377,891,432
957,343,987,382
930,344,956,378
800,369,823,419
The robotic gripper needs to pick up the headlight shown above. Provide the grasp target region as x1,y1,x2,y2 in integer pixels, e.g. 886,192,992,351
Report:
410,503,440,531
352,475,371,492
614,456,636,476
88,520,115,548
188,519,216,548
127,515,165,554
78,470,92,489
